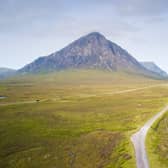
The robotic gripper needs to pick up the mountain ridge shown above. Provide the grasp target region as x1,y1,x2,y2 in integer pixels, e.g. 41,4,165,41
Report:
0,68,16,79
141,61,168,77
17,32,167,78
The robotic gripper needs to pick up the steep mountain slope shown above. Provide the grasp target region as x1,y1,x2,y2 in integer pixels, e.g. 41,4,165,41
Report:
141,62,168,77
19,32,160,78
0,68,16,79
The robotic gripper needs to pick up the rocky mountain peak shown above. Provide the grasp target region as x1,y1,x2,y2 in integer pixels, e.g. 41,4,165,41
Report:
83,32,106,41
19,32,165,78
57,32,109,55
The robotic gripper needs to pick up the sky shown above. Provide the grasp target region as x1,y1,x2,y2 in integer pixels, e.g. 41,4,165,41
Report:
0,0,168,71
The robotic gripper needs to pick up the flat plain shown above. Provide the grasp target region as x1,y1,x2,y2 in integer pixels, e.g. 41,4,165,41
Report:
0,69,168,168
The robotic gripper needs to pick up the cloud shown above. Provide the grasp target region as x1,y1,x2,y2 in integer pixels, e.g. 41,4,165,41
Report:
0,0,168,71
114,0,168,16
1,0,167,34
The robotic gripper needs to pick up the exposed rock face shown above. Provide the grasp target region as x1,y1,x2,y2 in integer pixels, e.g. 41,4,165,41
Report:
19,32,162,77
141,62,168,77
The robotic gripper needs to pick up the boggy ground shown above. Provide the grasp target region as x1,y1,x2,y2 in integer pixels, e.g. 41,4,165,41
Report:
0,69,168,168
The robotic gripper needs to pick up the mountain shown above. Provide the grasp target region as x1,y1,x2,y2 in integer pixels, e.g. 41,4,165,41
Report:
141,62,168,77
0,68,16,79
19,32,162,78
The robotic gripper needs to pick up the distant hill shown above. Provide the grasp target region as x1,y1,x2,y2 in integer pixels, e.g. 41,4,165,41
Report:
141,62,168,77
0,68,16,79
19,32,162,78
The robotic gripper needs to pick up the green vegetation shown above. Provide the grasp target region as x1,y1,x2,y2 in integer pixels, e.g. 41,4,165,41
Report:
0,69,168,168
147,111,168,168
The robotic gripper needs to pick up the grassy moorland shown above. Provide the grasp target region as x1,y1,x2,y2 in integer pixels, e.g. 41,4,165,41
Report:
147,112,168,168
0,69,168,168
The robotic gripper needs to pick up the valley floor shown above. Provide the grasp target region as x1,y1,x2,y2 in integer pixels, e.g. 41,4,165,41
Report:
0,70,168,168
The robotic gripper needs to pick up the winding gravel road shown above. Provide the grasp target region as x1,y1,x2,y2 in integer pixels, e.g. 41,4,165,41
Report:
131,105,168,168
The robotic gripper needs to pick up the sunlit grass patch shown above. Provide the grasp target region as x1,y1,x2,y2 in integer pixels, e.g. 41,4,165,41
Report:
0,69,168,168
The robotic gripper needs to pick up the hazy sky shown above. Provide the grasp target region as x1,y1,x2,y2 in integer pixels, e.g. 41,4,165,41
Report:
1,0,168,71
